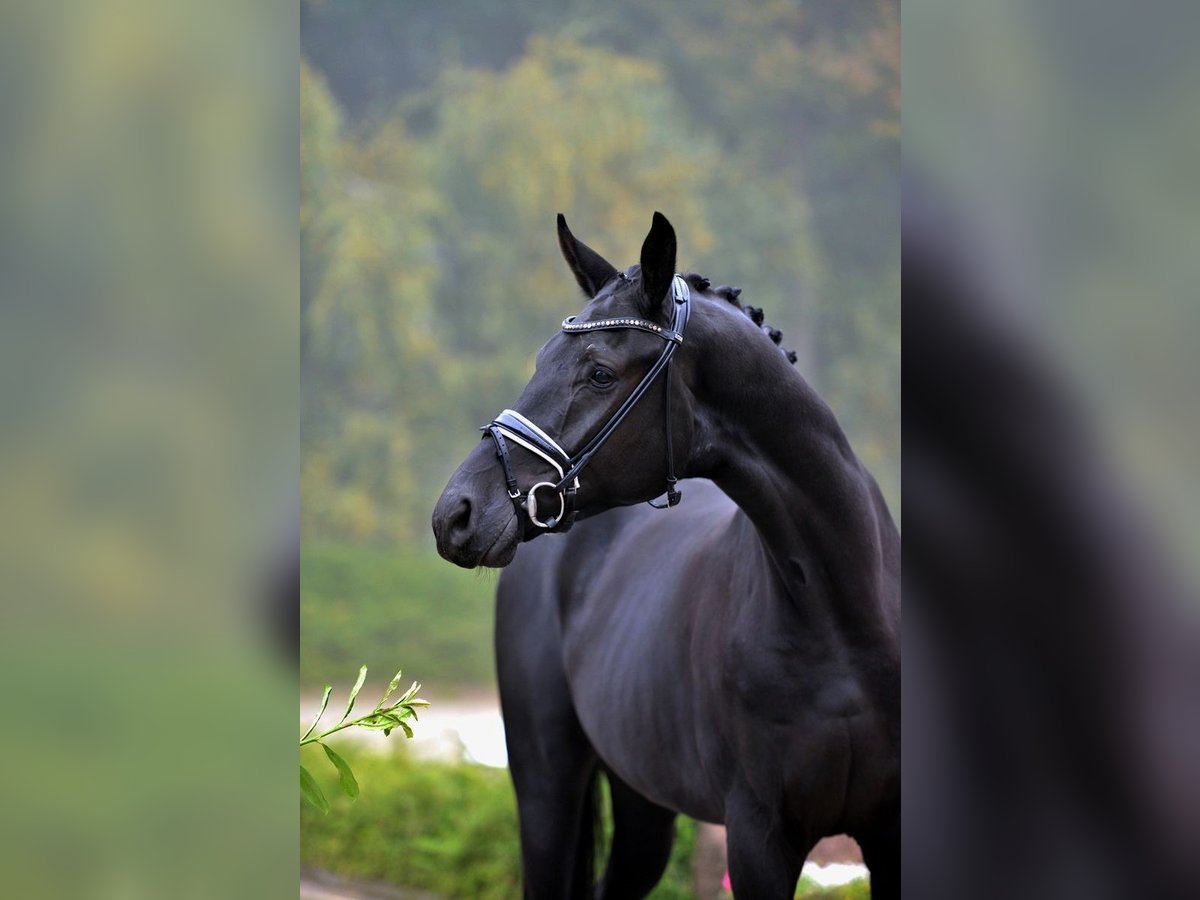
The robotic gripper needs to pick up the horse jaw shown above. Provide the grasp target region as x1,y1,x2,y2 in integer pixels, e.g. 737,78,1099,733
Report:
478,512,520,568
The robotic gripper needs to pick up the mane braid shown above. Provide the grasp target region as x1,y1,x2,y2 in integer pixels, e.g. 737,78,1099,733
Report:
682,272,798,366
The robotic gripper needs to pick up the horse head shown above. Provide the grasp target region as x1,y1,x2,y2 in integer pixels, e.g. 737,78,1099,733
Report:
432,212,704,568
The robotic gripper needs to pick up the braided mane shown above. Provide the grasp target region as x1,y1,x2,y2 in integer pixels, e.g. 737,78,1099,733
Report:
681,272,798,365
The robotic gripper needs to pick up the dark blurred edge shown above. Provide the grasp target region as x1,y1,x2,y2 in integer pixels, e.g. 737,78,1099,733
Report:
903,1,1200,896
904,177,1200,899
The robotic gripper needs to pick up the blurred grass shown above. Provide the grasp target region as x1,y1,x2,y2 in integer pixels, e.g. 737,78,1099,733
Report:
301,542,499,693
301,747,866,899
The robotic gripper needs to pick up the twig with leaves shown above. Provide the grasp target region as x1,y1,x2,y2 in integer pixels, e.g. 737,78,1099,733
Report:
300,665,429,813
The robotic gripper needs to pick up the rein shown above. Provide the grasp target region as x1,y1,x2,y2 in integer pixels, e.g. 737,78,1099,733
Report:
483,275,692,531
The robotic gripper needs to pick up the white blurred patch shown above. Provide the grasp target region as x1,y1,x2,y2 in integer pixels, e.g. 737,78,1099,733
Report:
801,860,869,888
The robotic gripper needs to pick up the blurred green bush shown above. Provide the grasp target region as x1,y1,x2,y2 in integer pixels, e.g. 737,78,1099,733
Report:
301,746,867,899
301,542,497,691
301,748,522,898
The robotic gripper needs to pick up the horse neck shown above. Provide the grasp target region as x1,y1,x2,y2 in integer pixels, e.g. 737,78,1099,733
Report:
689,315,900,644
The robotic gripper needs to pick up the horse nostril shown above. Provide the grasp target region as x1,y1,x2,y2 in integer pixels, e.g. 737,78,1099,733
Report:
448,497,472,539
432,491,479,561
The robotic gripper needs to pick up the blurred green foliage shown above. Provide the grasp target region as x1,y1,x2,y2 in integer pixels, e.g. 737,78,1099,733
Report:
301,0,900,547
301,747,865,898
301,542,497,690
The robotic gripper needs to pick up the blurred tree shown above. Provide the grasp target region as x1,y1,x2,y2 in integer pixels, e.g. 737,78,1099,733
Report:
412,38,716,425
302,60,445,542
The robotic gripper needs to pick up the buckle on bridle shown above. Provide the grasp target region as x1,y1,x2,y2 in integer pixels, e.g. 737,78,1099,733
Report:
648,477,682,510
526,481,565,530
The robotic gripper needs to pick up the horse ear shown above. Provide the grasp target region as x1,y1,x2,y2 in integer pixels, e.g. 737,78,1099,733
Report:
557,214,618,299
638,211,677,316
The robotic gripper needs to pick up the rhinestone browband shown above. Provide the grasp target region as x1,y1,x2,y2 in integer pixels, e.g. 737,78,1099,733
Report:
561,315,683,344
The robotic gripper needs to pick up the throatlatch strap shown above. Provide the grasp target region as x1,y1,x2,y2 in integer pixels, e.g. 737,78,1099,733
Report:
647,357,681,509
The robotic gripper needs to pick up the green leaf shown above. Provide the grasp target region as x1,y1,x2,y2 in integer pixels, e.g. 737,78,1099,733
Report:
322,744,359,799
398,719,414,739
300,765,329,813
398,681,419,704
301,685,333,742
377,668,404,709
341,665,368,723
353,712,395,730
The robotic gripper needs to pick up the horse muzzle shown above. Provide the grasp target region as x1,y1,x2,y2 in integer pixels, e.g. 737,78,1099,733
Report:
432,444,525,568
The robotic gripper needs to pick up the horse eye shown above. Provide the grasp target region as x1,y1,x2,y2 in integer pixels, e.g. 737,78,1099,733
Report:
589,367,615,387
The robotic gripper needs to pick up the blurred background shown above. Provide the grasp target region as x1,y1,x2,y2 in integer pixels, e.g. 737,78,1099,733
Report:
0,1,298,897
300,0,897,895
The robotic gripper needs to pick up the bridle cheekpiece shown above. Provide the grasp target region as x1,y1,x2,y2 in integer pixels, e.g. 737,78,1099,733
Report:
483,274,692,532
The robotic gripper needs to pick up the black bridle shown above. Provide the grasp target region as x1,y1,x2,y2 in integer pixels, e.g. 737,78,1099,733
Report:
483,274,692,532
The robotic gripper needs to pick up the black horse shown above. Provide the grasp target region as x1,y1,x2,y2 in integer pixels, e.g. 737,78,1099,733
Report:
432,213,900,898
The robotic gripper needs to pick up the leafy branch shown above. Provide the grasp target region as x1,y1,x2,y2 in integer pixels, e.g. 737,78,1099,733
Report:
300,665,429,813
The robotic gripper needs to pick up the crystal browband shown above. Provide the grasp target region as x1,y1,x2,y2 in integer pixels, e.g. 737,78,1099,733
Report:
561,315,683,344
